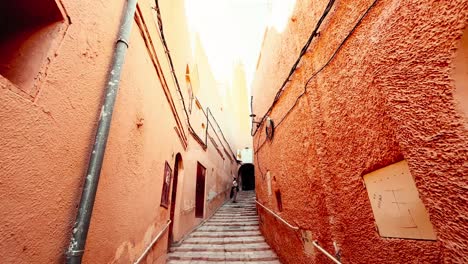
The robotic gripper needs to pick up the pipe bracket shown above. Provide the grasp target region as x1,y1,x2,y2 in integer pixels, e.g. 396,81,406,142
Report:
67,250,84,257
117,38,129,48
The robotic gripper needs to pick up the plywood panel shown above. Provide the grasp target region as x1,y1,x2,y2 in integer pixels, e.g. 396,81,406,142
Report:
301,230,315,256
266,171,272,196
363,160,437,240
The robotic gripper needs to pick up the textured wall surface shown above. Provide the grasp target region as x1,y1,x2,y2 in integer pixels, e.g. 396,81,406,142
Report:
252,0,467,263
0,0,238,263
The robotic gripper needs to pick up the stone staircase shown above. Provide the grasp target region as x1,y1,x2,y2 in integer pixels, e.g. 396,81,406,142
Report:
167,191,280,263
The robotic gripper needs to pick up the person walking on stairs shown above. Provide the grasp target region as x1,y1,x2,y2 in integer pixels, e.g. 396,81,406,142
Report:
167,191,280,263
231,177,239,203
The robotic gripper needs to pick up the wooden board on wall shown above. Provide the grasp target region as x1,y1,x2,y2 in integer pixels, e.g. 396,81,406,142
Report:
364,160,437,240
266,171,272,196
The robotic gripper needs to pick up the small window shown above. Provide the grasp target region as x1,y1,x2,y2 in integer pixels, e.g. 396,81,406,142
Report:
0,0,65,97
275,189,283,212
195,98,202,110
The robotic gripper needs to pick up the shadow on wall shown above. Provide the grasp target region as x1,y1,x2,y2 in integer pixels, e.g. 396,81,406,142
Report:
168,153,183,247
453,26,468,123
239,163,255,190
0,0,66,96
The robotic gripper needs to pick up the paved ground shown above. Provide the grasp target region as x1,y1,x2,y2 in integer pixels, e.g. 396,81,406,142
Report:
167,191,280,263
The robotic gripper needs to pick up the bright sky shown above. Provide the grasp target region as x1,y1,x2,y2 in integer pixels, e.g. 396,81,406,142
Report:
185,0,296,89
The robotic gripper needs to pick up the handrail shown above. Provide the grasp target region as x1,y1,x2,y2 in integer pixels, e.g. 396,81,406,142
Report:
312,241,342,264
256,201,341,263
255,200,299,230
133,220,171,264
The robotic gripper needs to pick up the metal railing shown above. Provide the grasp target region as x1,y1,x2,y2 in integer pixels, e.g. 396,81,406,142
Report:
312,241,342,264
255,200,299,230
133,220,171,264
255,200,342,264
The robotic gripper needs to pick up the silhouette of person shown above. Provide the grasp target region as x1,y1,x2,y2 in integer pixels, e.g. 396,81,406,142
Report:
231,177,239,203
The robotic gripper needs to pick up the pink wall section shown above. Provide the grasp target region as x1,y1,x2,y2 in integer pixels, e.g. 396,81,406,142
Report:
252,0,467,263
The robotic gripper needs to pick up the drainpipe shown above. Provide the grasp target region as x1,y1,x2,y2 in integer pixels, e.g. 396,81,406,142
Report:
65,0,137,263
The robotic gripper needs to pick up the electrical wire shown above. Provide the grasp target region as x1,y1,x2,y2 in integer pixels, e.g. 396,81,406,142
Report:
254,0,379,174
154,0,238,161
251,0,336,137
207,108,238,161
154,0,205,146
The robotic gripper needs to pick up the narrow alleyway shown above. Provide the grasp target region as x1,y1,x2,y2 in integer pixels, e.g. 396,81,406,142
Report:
167,191,280,263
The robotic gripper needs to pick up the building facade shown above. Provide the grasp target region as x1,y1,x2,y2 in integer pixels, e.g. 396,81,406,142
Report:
252,0,467,263
0,0,245,263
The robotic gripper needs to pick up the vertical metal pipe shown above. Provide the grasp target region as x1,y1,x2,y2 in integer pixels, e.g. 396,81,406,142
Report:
65,0,138,263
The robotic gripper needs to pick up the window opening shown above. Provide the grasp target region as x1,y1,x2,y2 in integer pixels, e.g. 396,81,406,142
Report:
0,0,65,96
275,189,283,212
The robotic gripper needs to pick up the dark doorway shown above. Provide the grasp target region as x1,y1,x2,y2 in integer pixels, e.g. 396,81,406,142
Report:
195,162,206,218
239,163,255,190
168,153,183,248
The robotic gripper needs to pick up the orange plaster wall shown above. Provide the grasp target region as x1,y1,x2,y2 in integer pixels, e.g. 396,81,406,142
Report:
0,0,238,263
252,0,468,263
173,140,233,242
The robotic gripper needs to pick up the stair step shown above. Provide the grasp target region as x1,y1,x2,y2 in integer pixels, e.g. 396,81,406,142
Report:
171,242,272,252
190,230,261,238
197,226,259,232
209,217,258,220
168,191,280,263
215,211,257,214
204,221,259,226
213,216,258,218
168,250,278,261
184,236,265,245
210,216,259,220
213,215,258,218
168,261,281,264
219,205,256,207
207,219,259,222
208,221,259,224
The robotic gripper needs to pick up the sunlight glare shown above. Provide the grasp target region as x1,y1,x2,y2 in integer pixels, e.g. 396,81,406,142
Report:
184,0,297,89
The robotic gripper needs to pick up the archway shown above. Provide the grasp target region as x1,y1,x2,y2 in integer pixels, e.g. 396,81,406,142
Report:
238,163,255,191
168,153,183,248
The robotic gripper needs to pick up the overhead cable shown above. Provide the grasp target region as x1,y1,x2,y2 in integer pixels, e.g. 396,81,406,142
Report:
254,0,379,174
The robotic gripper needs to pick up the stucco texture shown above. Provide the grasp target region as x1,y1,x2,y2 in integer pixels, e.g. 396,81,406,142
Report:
252,0,467,263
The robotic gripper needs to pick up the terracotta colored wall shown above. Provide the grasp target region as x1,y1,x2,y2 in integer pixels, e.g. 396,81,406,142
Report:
252,0,467,263
0,0,239,263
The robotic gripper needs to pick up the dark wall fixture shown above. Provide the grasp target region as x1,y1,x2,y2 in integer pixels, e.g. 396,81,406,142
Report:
265,117,274,141
275,189,283,212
